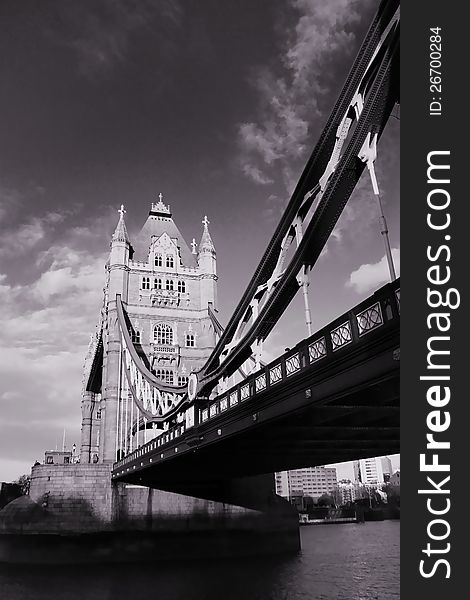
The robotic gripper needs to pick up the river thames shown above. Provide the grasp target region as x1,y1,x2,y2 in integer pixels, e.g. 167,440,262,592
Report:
0,520,399,600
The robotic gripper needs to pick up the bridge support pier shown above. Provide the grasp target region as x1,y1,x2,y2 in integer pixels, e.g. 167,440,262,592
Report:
0,464,299,563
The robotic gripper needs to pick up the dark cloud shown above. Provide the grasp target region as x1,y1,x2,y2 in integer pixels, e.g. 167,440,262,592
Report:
52,0,183,78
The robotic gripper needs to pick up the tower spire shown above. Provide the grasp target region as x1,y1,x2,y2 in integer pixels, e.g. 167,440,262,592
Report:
112,204,130,244
199,215,215,254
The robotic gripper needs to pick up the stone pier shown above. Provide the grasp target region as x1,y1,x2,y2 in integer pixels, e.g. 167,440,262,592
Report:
0,464,300,563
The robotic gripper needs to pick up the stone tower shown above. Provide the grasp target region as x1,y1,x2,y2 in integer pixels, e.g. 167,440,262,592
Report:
28,196,298,562
80,197,218,464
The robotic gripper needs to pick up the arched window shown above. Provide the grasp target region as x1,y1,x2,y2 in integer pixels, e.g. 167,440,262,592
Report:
177,280,186,294
166,279,174,291
141,276,150,290
166,254,174,268
155,253,163,267
154,323,173,346
178,375,189,386
154,278,162,290
155,369,174,384
185,333,195,347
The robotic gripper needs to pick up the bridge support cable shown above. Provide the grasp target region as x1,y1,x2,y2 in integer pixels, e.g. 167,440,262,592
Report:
130,374,135,453
120,372,127,456
358,132,397,281
294,217,313,337
209,303,265,383
124,374,129,455
190,5,400,399
115,340,123,459
114,293,204,460
115,295,193,425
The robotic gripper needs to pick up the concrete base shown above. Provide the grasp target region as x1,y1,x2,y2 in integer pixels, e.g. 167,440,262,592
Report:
0,464,299,563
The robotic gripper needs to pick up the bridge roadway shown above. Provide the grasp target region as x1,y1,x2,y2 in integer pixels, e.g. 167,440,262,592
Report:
112,279,400,495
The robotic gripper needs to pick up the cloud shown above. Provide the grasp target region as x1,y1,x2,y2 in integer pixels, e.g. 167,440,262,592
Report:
241,162,274,185
52,0,182,77
329,173,378,244
0,212,68,258
0,206,118,479
346,248,400,294
237,0,374,190
0,185,23,224
0,248,105,479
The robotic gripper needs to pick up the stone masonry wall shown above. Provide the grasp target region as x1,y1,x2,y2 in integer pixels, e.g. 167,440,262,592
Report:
28,464,263,534
29,463,113,531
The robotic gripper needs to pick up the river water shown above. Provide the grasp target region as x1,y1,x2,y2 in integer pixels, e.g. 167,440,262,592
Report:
0,520,399,600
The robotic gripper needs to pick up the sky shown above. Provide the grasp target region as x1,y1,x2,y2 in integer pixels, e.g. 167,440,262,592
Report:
0,0,399,482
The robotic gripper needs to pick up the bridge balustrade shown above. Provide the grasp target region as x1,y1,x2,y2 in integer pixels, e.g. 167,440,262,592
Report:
198,279,399,425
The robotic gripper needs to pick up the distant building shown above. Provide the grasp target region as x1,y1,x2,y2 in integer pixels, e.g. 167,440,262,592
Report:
275,471,289,497
390,470,400,487
381,456,393,480
275,466,337,500
355,457,385,485
332,479,368,505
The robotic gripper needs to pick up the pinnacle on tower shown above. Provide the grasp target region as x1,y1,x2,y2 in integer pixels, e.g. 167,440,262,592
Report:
199,215,215,254
149,192,172,217
112,204,130,244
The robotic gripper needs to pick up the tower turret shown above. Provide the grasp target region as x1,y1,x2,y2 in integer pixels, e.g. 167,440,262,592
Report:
198,215,217,309
100,205,131,462
108,205,131,303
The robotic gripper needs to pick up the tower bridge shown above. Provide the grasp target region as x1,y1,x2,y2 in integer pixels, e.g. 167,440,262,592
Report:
20,0,400,562
80,0,400,481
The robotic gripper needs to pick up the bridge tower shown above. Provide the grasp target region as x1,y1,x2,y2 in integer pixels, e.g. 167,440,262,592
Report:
80,197,218,464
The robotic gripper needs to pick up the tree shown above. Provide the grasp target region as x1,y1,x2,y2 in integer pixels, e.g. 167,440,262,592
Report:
384,482,400,507
317,493,335,507
15,474,31,495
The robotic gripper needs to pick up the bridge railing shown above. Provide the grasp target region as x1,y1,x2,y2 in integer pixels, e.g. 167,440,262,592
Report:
198,278,400,425
113,279,399,473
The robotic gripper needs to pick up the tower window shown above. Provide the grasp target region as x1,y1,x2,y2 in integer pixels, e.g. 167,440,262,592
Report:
166,279,174,291
155,369,174,384
154,323,173,346
155,253,163,267
166,254,174,268
154,278,163,290
177,280,186,294
141,277,150,290
178,375,189,386
131,330,141,344
185,334,195,347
